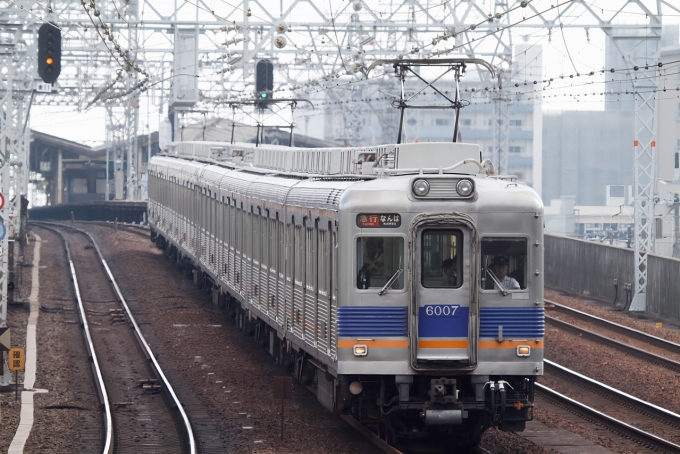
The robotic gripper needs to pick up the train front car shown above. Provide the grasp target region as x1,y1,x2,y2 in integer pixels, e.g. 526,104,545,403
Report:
337,142,544,447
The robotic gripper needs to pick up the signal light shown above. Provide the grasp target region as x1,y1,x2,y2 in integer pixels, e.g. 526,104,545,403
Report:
255,59,273,94
38,23,61,84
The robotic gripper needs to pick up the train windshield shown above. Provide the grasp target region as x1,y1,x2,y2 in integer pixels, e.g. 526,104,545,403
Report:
356,237,405,290
480,238,528,291
421,230,463,288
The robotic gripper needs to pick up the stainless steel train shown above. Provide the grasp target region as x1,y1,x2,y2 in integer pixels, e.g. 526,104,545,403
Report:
148,139,544,448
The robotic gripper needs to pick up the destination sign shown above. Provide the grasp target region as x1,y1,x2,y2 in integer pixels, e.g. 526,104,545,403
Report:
356,213,402,228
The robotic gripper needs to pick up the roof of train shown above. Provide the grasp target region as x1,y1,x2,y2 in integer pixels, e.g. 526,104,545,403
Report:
150,151,543,214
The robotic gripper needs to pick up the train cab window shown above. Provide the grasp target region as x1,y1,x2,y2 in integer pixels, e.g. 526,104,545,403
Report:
356,237,404,290
421,230,462,288
480,238,528,291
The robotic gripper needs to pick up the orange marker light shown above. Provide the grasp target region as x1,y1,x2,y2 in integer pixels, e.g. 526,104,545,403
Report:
516,345,531,356
353,345,368,356
45,57,54,65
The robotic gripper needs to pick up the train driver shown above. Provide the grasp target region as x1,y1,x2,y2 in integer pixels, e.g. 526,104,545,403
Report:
490,256,521,290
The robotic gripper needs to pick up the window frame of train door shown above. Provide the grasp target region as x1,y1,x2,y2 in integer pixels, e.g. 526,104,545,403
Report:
408,213,480,372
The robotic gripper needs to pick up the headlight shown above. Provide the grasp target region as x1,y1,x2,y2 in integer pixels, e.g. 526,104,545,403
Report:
413,179,430,197
456,179,474,197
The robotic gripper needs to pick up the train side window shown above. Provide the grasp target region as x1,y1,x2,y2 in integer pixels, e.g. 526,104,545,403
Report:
480,238,528,291
421,230,463,288
356,237,404,290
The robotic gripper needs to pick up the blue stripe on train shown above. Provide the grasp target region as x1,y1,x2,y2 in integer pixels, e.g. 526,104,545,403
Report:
338,306,408,337
479,307,545,338
417,306,469,338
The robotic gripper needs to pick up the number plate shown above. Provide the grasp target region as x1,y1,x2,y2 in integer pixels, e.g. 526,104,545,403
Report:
424,305,460,317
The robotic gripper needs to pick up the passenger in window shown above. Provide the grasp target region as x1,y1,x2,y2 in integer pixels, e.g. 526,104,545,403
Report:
357,263,371,289
440,258,457,287
489,256,520,290
364,238,384,277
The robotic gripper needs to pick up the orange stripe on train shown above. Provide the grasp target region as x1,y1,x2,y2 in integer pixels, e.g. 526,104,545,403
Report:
338,339,408,348
479,340,544,349
337,339,544,349
417,340,469,349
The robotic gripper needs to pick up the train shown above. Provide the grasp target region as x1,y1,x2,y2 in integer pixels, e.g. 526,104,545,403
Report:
147,138,545,449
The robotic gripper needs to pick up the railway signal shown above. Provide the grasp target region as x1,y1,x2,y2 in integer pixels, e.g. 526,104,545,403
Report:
255,59,274,102
38,23,61,84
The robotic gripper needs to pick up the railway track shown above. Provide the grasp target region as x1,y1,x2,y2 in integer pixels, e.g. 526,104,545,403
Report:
545,298,680,373
540,359,680,452
542,298,680,452
71,220,151,240
34,222,195,454
341,414,497,454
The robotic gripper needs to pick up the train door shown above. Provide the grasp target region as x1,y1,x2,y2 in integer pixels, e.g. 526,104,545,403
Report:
285,218,295,334
278,218,287,328
259,210,269,314
246,206,253,302
193,185,200,257
412,224,476,367
293,220,305,340
220,196,226,284
304,220,318,347
228,199,235,289
235,202,243,295
316,223,331,355
269,215,279,322
251,207,260,309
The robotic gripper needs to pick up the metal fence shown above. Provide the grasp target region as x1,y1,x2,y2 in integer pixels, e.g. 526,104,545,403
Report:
545,234,680,319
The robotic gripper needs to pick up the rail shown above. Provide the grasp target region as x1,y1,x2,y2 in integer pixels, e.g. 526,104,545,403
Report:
33,222,196,454
546,298,680,356
45,225,115,454
539,359,680,453
536,381,680,453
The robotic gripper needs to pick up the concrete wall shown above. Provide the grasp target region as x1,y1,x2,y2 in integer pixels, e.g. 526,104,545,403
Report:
545,234,680,320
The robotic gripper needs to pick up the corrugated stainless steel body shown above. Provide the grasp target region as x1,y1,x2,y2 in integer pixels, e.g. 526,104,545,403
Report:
148,141,544,379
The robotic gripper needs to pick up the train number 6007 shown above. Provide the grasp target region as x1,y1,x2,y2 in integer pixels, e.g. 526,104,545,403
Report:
424,305,459,316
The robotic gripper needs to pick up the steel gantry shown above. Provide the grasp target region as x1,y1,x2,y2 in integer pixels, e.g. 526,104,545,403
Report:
0,0,677,386
0,13,33,386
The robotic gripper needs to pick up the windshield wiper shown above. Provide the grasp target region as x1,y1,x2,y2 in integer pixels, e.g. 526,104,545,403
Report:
379,269,403,296
486,269,508,296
